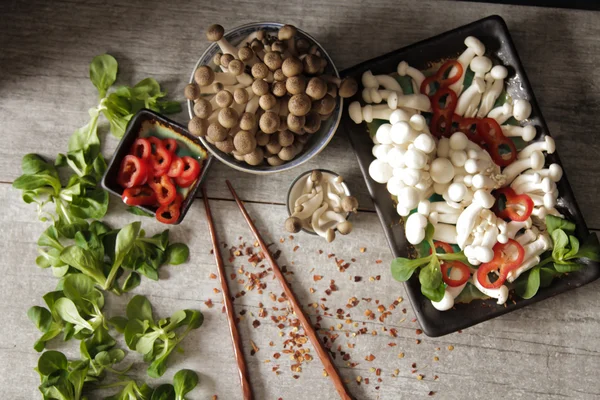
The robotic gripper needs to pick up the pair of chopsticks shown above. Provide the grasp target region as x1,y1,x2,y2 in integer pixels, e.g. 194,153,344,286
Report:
202,181,353,400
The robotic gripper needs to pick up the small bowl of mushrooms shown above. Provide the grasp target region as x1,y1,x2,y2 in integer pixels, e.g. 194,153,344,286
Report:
186,22,358,174
285,169,359,242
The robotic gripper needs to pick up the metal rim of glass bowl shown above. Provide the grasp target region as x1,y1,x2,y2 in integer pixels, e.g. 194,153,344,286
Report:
187,22,342,175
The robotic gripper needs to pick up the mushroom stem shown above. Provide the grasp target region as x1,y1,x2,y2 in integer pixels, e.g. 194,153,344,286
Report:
348,102,395,124
396,61,425,94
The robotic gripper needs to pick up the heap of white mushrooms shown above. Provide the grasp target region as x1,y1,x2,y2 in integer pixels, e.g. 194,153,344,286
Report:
348,35,563,309
185,24,358,167
285,170,358,242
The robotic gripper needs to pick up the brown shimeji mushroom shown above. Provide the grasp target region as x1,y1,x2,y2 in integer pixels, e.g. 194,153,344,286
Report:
267,155,284,166
215,90,234,108
188,117,209,137
278,115,288,132
259,111,280,134
305,77,327,100
206,24,238,55
272,81,287,97
207,122,229,142
263,52,283,71
235,72,254,87
218,107,239,129
251,62,270,80
213,52,223,66
184,83,201,100
303,111,322,134
259,93,277,111
238,46,259,66
273,69,286,82
278,145,296,161
233,87,251,105
244,146,264,166
341,196,359,213
194,65,237,87
227,59,245,76
278,130,295,147
233,130,257,155
321,75,359,98
239,112,257,132
296,38,310,55
255,131,270,146
286,76,306,95
313,94,336,115
285,216,303,233
215,137,235,153
265,135,282,154
220,53,235,68
271,41,286,53
303,54,325,75
282,57,303,77
193,98,212,119
288,93,312,116
287,114,305,134
252,79,270,97
278,25,298,56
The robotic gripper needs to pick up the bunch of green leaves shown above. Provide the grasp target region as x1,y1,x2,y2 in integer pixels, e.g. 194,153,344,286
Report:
113,296,203,378
103,379,155,400
517,215,600,299
36,350,91,400
390,223,469,302
28,274,114,353
148,369,199,400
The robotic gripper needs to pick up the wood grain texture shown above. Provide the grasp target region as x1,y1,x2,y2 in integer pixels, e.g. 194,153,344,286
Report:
2,0,600,399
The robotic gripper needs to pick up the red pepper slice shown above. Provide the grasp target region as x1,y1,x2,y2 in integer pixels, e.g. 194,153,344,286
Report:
429,241,454,255
175,175,196,188
148,175,177,205
122,186,157,206
420,60,464,96
117,155,149,188
180,156,201,181
476,239,525,289
441,261,471,287
476,118,517,167
162,138,178,153
430,88,458,138
147,136,163,154
167,157,184,178
150,145,173,176
155,196,181,224
130,138,152,160
493,187,534,222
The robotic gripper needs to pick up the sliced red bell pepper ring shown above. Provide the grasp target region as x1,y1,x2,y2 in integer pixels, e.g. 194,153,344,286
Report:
420,60,464,96
167,157,184,178
148,174,177,205
493,187,534,222
117,155,149,188
122,186,157,206
150,145,173,176
156,201,181,224
476,118,517,167
162,138,178,153
441,261,471,287
179,156,201,181
147,136,164,154
429,88,458,138
476,239,525,289
130,138,152,160
429,241,454,255
175,174,196,188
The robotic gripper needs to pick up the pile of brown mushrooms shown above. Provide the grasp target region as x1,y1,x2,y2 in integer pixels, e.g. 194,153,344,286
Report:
185,24,358,167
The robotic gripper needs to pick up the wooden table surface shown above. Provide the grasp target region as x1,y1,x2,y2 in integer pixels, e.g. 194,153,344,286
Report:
2,1,600,399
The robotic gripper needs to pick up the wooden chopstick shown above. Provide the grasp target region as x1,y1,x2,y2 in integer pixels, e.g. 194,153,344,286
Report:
225,180,354,400
202,187,253,400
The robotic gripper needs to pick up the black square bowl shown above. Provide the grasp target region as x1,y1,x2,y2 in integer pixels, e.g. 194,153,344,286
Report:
101,109,213,224
340,15,600,336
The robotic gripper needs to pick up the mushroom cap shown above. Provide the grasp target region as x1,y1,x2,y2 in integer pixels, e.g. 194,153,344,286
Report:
244,146,265,166
341,196,359,213
238,47,254,62
250,39,264,52
251,62,269,79
184,83,200,100
287,113,306,131
278,24,298,41
337,220,353,235
220,54,234,68
266,134,282,154
207,122,229,142
193,98,212,119
215,137,234,153
338,78,358,98
188,117,209,137
211,82,224,92
206,24,225,42
278,145,296,161
286,75,307,95
213,53,223,66
272,81,287,97
273,69,286,82
288,93,312,116
194,65,215,86
233,88,249,105
259,93,277,110
259,111,280,134
256,131,270,146
295,133,309,144
228,59,245,76
310,170,322,183
256,29,266,40
278,115,288,131
231,150,245,161
239,112,257,131
326,82,338,98
313,94,336,115
263,52,283,71
281,57,303,77
267,155,284,166
302,54,322,75
296,38,310,54
303,111,321,134
278,130,295,147
252,79,270,96
233,130,257,155
218,107,239,129
215,90,233,108
305,77,327,100
271,41,286,53
285,216,302,233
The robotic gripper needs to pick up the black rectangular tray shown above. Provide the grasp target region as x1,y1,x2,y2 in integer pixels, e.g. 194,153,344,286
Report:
340,15,600,336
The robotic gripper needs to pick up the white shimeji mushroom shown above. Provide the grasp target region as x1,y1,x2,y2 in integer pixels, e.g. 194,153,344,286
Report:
513,99,532,121
397,61,426,94
477,65,508,118
449,36,486,95
473,275,509,305
369,159,393,184
348,102,394,124
487,102,513,124
361,70,403,92
501,124,537,142
386,92,431,111
405,213,428,245
506,218,533,239
518,136,555,159
506,233,552,282
502,150,545,183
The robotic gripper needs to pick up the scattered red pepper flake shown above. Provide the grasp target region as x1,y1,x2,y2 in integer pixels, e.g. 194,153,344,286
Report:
448,345,454,351
252,320,261,328
250,340,259,355
293,245,299,252
360,247,366,253
428,391,436,396
204,299,213,308
313,275,323,281
213,288,221,294
365,354,376,362
416,329,423,335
